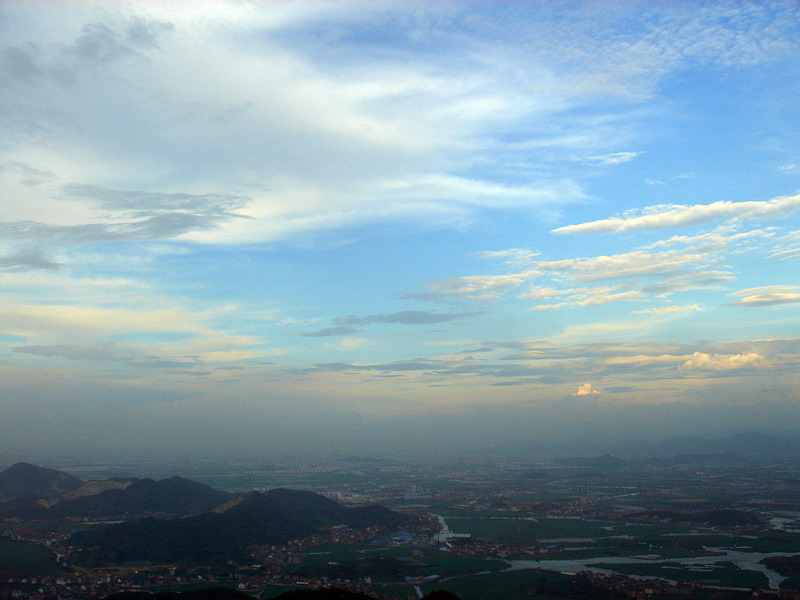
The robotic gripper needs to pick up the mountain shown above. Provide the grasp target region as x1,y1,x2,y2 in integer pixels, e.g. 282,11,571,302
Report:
72,489,419,565
647,452,748,466
0,462,83,501
49,476,233,518
3,476,234,519
631,431,800,459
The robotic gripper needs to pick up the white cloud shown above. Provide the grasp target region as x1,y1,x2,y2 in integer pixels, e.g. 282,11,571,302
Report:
586,151,642,165
681,351,770,371
552,194,800,235
633,304,703,315
603,350,771,372
524,286,642,310
574,382,601,395
552,319,654,343
537,249,704,282
412,270,540,301
474,248,540,266
3,2,797,248
727,285,800,307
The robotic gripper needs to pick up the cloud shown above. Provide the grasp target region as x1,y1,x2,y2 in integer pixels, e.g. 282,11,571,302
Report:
473,248,540,267
523,286,642,310
6,1,794,248
640,270,735,294
681,351,770,371
65,185,247,217
780,163,799,174
326,337,369,351
537,249,703,282
0,186,252,246
770,248,800,260
633,304,703,315
410,271,539,301
341,310,481,326
303,310,481,337
65,19,174,63
574,382,601,395
552,194,800,234
12,343,197,369
0,215,233,244
586,151,642,165
0,247,60,271
301,325,360,338
0,162,55,186
13,343,121,361
727,285,800,307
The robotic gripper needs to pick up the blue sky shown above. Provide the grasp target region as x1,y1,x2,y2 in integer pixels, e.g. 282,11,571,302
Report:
2,1,800,458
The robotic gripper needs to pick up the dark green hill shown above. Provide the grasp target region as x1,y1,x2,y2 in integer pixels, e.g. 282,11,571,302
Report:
73,489,418,565
0,462,83,501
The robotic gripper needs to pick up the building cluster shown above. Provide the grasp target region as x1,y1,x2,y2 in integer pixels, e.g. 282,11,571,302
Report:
577,571,800,600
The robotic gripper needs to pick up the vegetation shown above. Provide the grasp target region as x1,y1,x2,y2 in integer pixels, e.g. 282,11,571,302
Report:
592,561,770,589
71,490,417,565
0,539,65,577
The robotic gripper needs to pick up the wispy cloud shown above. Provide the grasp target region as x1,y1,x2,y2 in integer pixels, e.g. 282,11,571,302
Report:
586,151,642,165
727,285,800,307
410,271,539,302
523,286,642,310
301,326,360,338
552,194,800,234
0,248,60,271
633,304,702,315
302,310,482,337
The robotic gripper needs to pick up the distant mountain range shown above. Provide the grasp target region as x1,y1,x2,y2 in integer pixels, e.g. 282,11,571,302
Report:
617,431,800,459
72,488,419,565
495,430,800,460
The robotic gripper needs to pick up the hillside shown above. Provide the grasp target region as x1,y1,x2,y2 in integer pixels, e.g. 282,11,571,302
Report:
0,462,83,501
1,471,233,520
45,476,234,518
72,489,418,565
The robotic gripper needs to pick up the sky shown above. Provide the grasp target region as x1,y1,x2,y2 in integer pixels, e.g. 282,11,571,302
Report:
2,0,800,459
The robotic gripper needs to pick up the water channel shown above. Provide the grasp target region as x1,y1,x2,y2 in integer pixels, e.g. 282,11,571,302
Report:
433,514,789,589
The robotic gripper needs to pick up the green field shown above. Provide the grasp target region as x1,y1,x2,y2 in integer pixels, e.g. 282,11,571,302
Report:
593,560,770,589
443,516,684,542
292,544,506,582
0,540,65,577
660,533,800,554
